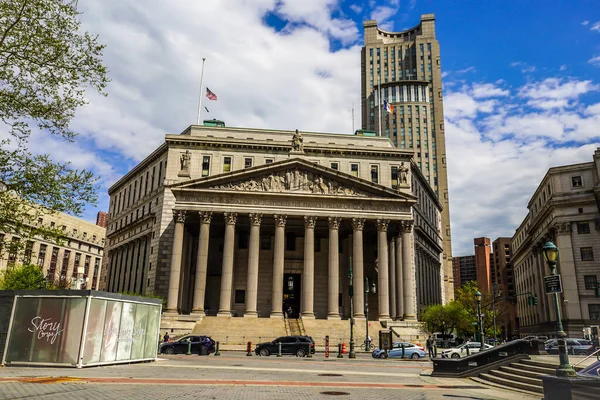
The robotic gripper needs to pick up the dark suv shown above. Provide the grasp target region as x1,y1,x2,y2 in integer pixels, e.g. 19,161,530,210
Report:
160,335,215,355
255,335,315,357
544,338,595,356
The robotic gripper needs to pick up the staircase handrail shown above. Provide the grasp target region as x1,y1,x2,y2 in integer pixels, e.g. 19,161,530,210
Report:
573,347,600,367
283,312,290,336
298,316,306,336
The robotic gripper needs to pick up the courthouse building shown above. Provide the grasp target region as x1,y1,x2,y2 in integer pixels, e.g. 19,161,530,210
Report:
512,148,600,337
101,123,445,323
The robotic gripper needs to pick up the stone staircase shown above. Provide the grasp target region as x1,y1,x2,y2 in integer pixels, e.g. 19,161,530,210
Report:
471,358,556,396
285,317,306,336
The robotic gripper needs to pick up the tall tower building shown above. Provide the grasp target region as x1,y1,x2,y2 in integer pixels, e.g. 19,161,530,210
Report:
361,14,453,300
474,237,492,294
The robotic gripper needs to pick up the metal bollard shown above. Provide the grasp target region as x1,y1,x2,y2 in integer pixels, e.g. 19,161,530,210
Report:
277,341,282,357
186,340,192,355
307,342,312,358
466,346,470,356
401,343,405,358
337,342,343,358
215,341,221,356
246,341,253,357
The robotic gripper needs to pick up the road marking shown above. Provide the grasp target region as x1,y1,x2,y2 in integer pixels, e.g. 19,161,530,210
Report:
153,364,415,377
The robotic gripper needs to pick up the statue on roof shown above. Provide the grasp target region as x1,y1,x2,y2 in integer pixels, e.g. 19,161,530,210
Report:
291,129,304,152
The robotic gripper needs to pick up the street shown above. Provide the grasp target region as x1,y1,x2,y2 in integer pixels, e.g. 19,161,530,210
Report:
0,352,540,400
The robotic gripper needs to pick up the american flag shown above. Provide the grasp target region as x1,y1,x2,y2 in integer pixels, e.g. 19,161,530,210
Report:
206,87,217,100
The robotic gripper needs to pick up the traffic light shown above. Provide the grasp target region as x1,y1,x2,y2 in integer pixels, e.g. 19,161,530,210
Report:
532,295,538,305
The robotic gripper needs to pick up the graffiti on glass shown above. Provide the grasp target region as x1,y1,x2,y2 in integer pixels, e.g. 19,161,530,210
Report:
28,317,64,344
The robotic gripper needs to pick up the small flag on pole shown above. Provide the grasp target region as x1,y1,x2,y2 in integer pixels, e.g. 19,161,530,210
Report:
206,87,218,100
204,106,209,113
383,100,394,113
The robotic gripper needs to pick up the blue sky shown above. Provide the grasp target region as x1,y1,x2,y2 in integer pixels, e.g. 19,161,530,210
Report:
8,0,600,256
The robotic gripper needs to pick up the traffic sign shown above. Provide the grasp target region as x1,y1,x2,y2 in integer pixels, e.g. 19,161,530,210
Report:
544,275,563,294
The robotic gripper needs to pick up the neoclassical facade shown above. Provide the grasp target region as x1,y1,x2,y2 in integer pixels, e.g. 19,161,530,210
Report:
512,148,600,337
101,124,444,321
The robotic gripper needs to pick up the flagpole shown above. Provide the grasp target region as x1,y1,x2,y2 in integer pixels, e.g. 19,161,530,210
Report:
352,103,355,133
378,73,382,137
196,57,206,125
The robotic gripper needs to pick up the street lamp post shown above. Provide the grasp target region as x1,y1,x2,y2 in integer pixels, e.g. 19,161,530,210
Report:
492,282,499,346
348,262,356,359
364,277,376,352
475,290,484,351
542,241,575,377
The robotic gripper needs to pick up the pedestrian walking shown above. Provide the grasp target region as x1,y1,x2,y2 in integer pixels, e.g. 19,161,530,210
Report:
163,332,170,343
426,335,434,358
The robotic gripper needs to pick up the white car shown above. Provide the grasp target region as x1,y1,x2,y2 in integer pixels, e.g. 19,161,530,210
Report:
440,342,493,359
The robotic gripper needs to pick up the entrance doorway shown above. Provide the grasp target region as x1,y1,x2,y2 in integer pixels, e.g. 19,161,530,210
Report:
283,273,301,318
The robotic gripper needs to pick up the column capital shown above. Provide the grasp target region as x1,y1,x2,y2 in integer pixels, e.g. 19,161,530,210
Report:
552,222,571,235
377,219,390,232
304,215,317,229
352,217,366,231
249,213,263,226
199,211,213,224
328,216,341,230
224,212,238,225
173,209,186,223
401,220,414,233
274,214,287,227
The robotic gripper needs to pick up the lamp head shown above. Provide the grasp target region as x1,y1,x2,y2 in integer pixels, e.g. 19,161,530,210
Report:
287,276,294,291
371,282,377,295
475,290,482,302
542,241,558,263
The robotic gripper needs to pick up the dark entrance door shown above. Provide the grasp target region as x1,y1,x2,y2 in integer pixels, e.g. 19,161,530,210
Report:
283,273,301,318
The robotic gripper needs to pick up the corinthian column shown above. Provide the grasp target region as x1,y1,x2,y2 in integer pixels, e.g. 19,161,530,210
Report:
377,219,390,320
402,221,416,320
328,217,341,319
389,236,396,320
302,216,317,318
192,211,212,315
352,218,365,318
217,212,237,317
166,210,186,313
245,213,262,317
271,214,287,318
395,235,404,319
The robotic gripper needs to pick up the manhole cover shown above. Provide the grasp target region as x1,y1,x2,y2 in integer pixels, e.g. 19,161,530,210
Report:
318,373,343,377
320,391,350,396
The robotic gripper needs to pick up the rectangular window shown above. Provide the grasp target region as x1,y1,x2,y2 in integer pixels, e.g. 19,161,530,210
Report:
202,156,210,177
151,166,156,192
157,162,163,187
391,166,399,189
589,304,600,320
244,158,253,169
260,236,271,250
37,244,47,268
584,275,598,290
235,290,246,304
285,233,296,251
238,231,248,249
265,158,274,164
577,222,590,234
572,176,583,188
350,164,359,177
24,241,34,264
370,165,379,183
581,247,594,261
330,162,339,171
223,156,232,172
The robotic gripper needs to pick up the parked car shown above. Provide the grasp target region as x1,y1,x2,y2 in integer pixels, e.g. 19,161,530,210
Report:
544,338,595,356
386,343,426,359
160,335,215,355
433,332,457,348
372,342,424,359
440,342,493,359
255,335,315,357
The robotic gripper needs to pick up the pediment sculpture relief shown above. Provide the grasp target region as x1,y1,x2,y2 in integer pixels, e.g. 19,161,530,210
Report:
214,168,369,196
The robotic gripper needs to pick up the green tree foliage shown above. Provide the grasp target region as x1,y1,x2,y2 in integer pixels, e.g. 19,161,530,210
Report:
420,301,467,335
0,263,45,289
454,280,507,339
0,0,108,249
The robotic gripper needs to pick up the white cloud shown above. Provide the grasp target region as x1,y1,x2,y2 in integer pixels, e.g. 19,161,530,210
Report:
470,83,509,98
591,21,600,32
560,64,567,71
456,66,476,74
582,20,589,26
510,61,536,73
349,4,362,13
370,6,399,25
589,56,600,67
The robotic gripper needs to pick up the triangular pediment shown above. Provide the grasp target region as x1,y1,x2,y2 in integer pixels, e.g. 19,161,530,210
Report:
170,158,416,201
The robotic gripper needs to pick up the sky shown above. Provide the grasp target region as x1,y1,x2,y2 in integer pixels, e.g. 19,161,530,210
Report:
12,0,600,256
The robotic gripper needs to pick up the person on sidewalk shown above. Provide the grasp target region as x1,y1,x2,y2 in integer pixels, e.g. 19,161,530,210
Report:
163,332,170,343
426,335,434,358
